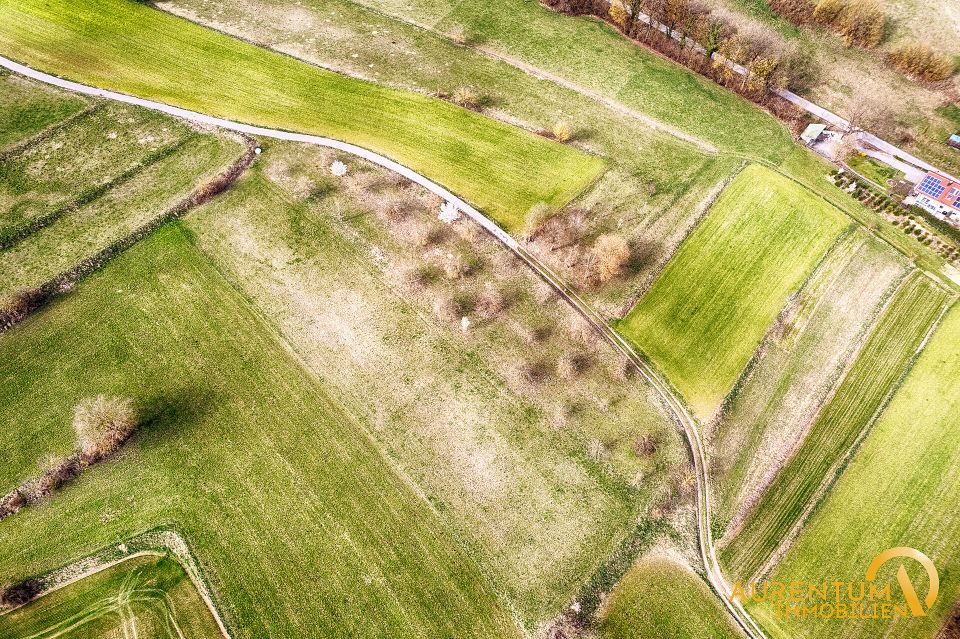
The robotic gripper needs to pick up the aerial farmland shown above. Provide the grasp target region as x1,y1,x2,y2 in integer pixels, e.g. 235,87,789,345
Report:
1,0,958,638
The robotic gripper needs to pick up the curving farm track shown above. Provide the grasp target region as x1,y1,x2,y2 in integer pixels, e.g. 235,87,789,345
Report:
0,53,766,639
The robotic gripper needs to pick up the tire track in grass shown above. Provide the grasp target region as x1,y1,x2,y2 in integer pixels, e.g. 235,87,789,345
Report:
721,271,953,582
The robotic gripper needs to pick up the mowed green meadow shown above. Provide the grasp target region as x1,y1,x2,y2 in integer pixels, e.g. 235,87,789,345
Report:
755,300,960,639
722,272,951,581
0,225,518,638
0,0,605,232
598,555,743,639
0,554,222,639
619,164,849,418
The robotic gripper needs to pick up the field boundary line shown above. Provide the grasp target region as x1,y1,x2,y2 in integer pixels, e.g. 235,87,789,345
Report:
0,528,231,638
1,55,764,638
723,268,916,556
0,132,255,332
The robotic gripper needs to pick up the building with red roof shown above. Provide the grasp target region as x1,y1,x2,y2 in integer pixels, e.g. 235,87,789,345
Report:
912,171,960,221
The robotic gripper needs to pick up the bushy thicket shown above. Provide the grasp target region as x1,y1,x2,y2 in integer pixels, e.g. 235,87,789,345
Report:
887,41,956,82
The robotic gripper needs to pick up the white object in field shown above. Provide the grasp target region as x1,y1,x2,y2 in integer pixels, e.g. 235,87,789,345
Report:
439,200,461,224
570,601,581,614
254,147,262,155
330,160,348,177
460,316,471,332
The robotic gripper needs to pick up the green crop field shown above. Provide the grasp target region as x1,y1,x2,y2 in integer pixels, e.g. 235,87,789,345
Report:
722,272,951,581
0,0,606,233
0,225,518,638
618,164,849,418
0,554,222,639
755,300,960,639
0,72,87,150
711,230,908,529
598,554,743,639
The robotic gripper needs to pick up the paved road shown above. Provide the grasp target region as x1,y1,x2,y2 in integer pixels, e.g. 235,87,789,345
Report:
0,53,765,639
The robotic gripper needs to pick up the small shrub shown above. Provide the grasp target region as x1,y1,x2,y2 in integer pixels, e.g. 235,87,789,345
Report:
0,578,41,606
587,438,610,462
441,253,471,280
634,434,658,456
433,294,464,323
448,23,470,45
553,119,573,142
475,284,508,320
837,0,886,48
813,0,846,26
523,202,554,240
888,41,955,81
557,351,590,379
592,234,631,283
608,1,629,28
452,86,479,108
72,395,137,461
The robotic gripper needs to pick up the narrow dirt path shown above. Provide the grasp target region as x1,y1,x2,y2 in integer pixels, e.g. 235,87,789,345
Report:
0,54,763,639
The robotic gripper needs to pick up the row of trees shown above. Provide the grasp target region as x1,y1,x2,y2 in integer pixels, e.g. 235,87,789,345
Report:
547,0,817,116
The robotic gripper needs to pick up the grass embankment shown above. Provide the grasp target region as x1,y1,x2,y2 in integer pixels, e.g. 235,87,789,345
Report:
0,0,605,232
618,164,848,418
722,272,951,581
711,230,908,529
184,141,683,622
1,102,191,239
0,72,86,150
0,225,518,638
0,555,222,639
598,554,743,639
756,300,960,639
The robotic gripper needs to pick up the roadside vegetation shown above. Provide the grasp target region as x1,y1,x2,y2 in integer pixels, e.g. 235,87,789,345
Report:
758,300,960,639
618,164,848,418
0,0,606,232
0,554,222,639
721,271,951,581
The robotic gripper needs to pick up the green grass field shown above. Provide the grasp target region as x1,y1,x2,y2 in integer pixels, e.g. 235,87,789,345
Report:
346,0,794,162
0,224,518,638
0,0,606,232
722,272,951,581
711,230,908,529
0,554,222,639
598,554,743,639
755,300,960,639
0,72,87,150
618,164,849,418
